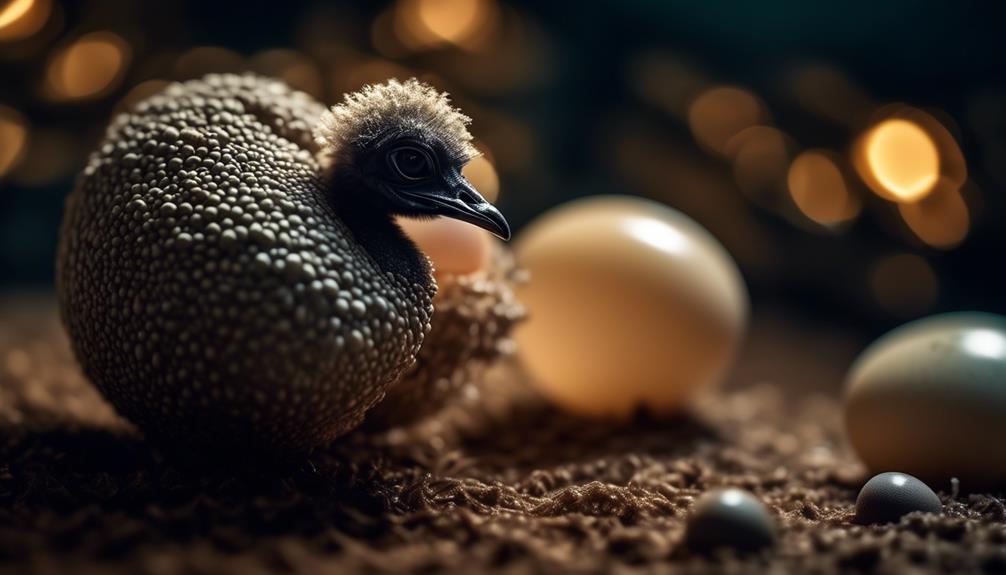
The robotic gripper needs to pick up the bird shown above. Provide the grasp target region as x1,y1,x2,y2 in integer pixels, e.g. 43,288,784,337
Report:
57,74,510,453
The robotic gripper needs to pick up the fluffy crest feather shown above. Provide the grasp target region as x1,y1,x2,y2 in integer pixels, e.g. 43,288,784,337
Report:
315,78,478,166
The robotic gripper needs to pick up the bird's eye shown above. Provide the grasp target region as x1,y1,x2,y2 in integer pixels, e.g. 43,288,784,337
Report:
389,146,435,181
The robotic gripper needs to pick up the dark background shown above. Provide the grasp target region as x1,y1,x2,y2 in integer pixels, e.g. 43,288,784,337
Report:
1,0,1004,340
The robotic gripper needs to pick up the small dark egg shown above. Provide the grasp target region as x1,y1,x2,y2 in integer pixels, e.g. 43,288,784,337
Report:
854,472,942,525
683,489,776,554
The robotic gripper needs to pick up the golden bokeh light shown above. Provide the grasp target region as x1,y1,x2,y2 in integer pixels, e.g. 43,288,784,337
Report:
863,119,939,202
688,86,766,156
853,106,970,247
898,178,970,249
870,253,938,317
0,0,33,28
46,31,130,101
393,0,499,51
433,6,547,95
462,154,499,203
860,106,968,191
787,150,860,226
418,0,482,43
0,0,50,41
0,105,29,178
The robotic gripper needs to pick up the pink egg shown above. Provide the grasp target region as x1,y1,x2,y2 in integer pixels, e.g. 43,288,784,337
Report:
398,217,492,276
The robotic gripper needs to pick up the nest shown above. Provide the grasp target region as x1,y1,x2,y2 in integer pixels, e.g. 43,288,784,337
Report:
367,245,527,426
3,299,1006,574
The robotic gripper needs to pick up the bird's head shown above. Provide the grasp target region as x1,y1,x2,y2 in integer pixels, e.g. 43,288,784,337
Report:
316,79,509,240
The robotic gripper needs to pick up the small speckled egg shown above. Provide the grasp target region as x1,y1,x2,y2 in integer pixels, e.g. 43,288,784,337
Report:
398,217,493,276
854,472,942,525
683,489,776,554
513,196,747,417
844,312,1006,485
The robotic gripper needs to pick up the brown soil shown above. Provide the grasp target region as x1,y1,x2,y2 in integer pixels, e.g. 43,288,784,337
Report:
2,296,1005,575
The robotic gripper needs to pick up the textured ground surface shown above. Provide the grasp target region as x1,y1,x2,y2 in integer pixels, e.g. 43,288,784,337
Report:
2,296,1006,575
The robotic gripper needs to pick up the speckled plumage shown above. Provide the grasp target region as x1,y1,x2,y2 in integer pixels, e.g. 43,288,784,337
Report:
57,74,438,452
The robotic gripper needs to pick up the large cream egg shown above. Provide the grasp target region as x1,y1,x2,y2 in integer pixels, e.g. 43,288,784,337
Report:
845,312,1006,485
513,196,748,417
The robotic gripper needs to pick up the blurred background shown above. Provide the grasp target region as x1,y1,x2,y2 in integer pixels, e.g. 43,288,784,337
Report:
1,0,1004,356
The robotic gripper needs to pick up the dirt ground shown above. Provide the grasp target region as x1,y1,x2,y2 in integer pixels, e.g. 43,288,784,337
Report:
2,296,1005,575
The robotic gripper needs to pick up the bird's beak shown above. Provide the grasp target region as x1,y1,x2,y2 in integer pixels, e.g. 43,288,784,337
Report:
403,170,510,240
439,177,511,240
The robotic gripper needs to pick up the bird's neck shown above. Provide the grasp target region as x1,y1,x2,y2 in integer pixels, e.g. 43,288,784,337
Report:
328,172,433,288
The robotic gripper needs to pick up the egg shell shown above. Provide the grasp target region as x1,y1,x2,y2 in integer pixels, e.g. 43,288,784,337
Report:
683,489,776,554
399,217,493,277
844,312,1006,486
854,472,942,525
513,196,747,417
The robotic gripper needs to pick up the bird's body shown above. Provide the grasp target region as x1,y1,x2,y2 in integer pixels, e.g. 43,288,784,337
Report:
57,74,506,452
